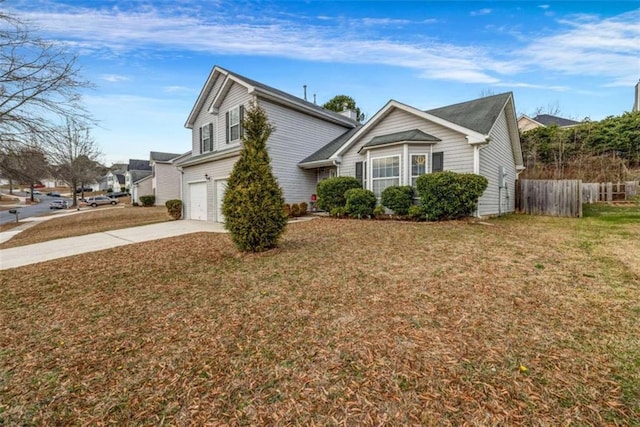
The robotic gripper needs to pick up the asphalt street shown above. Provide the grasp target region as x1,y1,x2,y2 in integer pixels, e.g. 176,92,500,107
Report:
0,192,74,225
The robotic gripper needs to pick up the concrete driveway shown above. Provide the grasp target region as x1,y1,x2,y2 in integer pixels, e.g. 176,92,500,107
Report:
0,220,226,270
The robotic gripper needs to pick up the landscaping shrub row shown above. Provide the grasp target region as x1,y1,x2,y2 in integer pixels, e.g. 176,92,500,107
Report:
284,202,308,218
316,172,488,221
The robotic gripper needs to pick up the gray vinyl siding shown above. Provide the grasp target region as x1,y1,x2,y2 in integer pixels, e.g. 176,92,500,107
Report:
340,108,474,179
133,178,152,204
152,163,181,206
260,98,352,203
191,75,225,155
478,109,517,216
215,83,250,151
181,156,237,221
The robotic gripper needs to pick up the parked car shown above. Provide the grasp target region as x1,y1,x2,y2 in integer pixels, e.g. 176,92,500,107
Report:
46,191,61,197
76,187,93,193
85,196,118,207
26,190,42,195
34,183,45,188
108,191,131,198
49,200,70,209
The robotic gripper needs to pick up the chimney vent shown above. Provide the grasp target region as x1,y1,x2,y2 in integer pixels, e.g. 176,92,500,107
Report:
303,85,307,101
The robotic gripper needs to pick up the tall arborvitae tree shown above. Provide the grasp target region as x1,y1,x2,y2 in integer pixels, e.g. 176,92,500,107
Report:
222,101,287,252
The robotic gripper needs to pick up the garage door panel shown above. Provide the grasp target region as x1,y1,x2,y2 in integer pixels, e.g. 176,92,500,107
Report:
189,182,207,220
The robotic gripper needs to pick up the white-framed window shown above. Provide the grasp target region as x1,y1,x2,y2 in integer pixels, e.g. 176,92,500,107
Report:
200,122,213,153
226,105,244,144
371,155,400,197
411,154,427,187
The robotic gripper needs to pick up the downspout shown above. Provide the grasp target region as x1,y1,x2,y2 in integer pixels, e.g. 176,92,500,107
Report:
474,140,491,217
178,166,184,220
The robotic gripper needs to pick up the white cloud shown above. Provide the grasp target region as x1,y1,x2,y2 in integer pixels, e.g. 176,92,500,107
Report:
10,3,640,89
101,74,129,82
470,9,492,17
538,5,550,9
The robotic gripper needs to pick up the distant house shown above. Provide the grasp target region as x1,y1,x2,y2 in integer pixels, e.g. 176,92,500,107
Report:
132,174,152,205
633,80,640,112
518,114,580,133
150,151,187,206
124,159,152,191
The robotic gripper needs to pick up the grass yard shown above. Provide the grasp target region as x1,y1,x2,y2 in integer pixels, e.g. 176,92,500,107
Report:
0,206,170,249
1,206,639,425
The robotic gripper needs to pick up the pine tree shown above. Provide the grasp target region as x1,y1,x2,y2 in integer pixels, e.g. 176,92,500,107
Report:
222,101,287,252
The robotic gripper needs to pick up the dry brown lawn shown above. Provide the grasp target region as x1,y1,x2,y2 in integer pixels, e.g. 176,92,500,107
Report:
0,206,170,249
1,209,639,425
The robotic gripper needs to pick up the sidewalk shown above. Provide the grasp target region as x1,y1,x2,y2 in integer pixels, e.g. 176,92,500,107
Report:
0,220,227,270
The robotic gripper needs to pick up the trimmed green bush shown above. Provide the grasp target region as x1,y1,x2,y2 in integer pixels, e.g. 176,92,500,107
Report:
330,207,347,217
381,185,414,215
344,188,377,218
222,102,287,252
373,205,385,218
284,203,292,218
316,176,361,211
106,188,113,193
291,203,301,217
407,205,424,221
165,199,182,220
299,202,308,216
139,195,156,207
415,171,488,220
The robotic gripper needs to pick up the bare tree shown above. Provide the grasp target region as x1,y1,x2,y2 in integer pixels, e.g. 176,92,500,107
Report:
48,119,103,206
0,8,93,143
533,101,562,117
0,144,50,201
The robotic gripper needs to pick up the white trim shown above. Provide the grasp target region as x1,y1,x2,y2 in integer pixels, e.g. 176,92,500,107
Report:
332,99,488,160
410,153,428,187
402,144,409,185
366,150,371,191
227,105,242,145
358,139,438,153
200,122,213,154
370,154,401,198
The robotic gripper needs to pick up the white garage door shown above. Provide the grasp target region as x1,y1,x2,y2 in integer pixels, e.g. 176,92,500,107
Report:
215,179,227,223
189,182,207,220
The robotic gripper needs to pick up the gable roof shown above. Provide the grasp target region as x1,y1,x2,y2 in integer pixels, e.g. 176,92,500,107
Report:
299,126,362,165
361,129,441,150
128,159,151,171
299,92,523,168
129,170,152,183
185,66,359,129
426,92,512,135
150,151,181,162
532,114,580,127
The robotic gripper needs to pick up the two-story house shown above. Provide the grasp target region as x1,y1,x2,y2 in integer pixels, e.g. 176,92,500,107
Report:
177,66,359,221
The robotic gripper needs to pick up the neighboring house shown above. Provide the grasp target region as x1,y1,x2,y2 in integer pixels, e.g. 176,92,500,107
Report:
300,92,524,217
105,171,125,192
179,66,523,221
150,151,187,206
124,159,152,191
633,80,640,112
517,114,580,132
177,66,359,222
132,174,153,205
41,178,66,188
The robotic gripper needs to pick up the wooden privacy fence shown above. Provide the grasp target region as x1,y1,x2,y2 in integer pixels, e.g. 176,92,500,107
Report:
582,181,638,203
517,180,639,218
516,179,582,217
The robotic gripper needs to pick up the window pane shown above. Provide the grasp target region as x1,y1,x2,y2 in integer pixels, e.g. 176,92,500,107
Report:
412,155,426,176
230,125,239,141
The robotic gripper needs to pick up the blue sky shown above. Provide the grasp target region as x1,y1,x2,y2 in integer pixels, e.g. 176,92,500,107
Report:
7,1,640,166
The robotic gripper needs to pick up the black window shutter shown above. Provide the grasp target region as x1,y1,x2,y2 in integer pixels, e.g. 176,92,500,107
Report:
208,123,214,151
225,112,230,144
239,105,245,139
355,161,363,184
432,152,444,172
199,127,203,153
